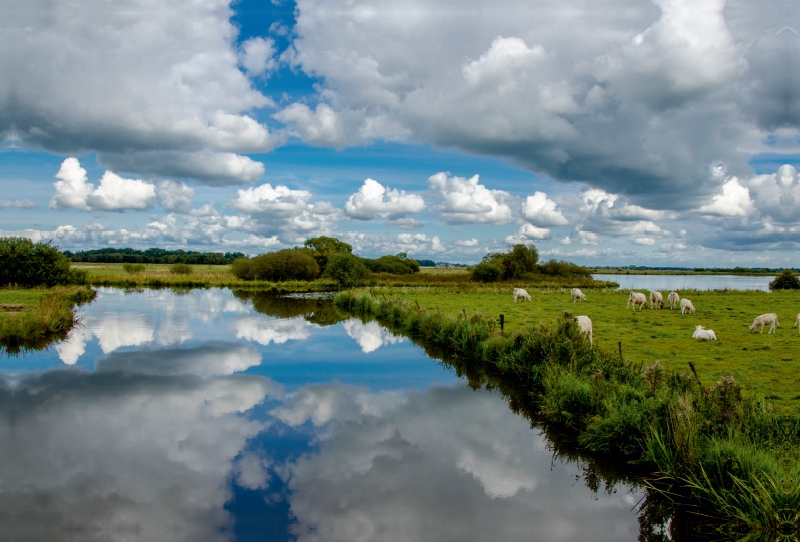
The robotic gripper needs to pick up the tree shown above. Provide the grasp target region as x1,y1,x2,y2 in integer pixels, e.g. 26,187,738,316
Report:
324,253,369,288
231,249,320,281
303,236,353,273
769,269,800,290
0,237,87,287
470,261,503,282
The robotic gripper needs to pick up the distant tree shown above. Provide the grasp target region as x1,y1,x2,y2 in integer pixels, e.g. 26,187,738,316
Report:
364,254,420,275
0,237,87,287
303,236,353,273
769,269,800,290
324,253,369,288
470,261,503,282
169,263,193,275
415,259,436,267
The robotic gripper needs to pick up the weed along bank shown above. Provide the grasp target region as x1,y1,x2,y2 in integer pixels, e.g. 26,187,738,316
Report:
334,288,800,537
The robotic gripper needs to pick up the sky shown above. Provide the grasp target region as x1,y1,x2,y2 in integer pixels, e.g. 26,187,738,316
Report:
1,0,799,266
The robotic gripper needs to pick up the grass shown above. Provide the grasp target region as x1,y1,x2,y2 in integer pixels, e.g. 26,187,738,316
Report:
0,286,96,355
0,287,50,306
372,286,800,411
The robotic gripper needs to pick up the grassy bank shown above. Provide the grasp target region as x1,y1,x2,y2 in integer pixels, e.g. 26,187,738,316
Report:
372,286,800,411
333,290,800,536
74,263,618,290
0,286,96,355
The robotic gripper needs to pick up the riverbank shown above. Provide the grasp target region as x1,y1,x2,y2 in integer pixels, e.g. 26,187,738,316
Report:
0,286,96,355
333,290,799,536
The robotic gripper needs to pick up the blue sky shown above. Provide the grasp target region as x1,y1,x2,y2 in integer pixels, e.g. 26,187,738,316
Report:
2,0,799,266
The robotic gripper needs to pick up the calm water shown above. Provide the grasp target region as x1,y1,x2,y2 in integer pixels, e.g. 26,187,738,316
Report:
0,288,644,541
593,273,775,291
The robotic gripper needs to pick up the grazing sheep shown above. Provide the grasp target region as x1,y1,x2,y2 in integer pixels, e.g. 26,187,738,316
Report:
649,291,664,309
680,298,696,314
749,313,780,334
571,288,587,303
576,315,593,345
627,292,648,310
668,291,680,309
794,313,800,334
692,325,717,340
512,288,531,302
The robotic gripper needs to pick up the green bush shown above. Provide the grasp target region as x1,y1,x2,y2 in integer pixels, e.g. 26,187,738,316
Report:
232,249,320,282
0,237,87,287
303,236,353,274
537,259,592,278
477,243,539,281
123,263,146,275
364,253,420,275
169,263,193,275
768,269,800,290
324,253,369,288
470,261,502,282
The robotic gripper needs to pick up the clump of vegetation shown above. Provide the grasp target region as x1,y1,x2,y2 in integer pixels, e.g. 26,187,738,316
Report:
363,252,420,275
471,243,591,282
66,247,245,264
122,263,146,275
303,236,353,274
169,263,193,275
231,249,320,281
768,269,800,290
0,286,96,355
324,253,369,288
0,237,87,287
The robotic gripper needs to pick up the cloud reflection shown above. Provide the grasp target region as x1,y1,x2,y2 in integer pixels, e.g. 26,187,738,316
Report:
342,319,404,353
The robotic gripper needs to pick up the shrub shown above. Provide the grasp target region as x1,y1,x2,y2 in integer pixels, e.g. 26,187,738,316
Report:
169,263,193,275
537,259,592,278
324,253,369,288
470,261,502,282
476,243,539,281
233,249,320,282
364,253,420,275
0,237,87,287
123,263,146,275
303,236,353,274
768,269,800,290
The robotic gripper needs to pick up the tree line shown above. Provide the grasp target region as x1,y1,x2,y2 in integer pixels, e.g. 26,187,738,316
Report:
65,247,246,265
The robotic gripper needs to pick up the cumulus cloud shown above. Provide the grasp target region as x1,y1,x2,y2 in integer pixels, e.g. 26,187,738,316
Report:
698,177,755,217
158,180,195,213
521,191,568,226
742,165,800,222
277,0,790,208
428,172,513,225
50,158,157,212
505,223,551,244
273,103,346,147
3,1,281,184
240,37,277,77
344,178,425,220
578,230,599,245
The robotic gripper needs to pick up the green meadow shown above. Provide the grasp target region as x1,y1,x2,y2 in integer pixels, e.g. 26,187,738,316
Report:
378,286,800,410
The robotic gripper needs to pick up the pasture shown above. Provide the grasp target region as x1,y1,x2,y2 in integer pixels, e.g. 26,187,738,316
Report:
383,286,800,410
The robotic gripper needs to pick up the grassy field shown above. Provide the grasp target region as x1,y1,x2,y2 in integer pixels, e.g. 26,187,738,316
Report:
0,288,50,306
377,286,800,409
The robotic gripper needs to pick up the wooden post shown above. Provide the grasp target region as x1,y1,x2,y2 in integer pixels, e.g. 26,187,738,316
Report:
415,300,420,310
461,308,467,319
382,293,387,302
437,305,440,314
618,341,623,361
688,361,703,388
499,314,505,331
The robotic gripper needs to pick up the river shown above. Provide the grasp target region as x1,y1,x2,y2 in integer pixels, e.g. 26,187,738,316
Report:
593,273,775,291
0,288,647,541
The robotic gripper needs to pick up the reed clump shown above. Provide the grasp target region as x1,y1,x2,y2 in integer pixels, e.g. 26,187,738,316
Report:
0,286,96,355
334,290,800,537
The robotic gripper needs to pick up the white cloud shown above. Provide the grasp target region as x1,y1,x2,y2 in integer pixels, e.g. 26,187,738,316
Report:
273,103,346,147
342,319,403,354
233,316,312,346
0,199,36,209
505,223,551,244
560,236,571,245
239,37,277,77
158,180,195,213
522,191,568,226
4,1,282,184
344,178,425,220
455,238,479,247
50,158,156,212
578,230,599,245
698,177,755,217
428,172,513,225
631,237,655,245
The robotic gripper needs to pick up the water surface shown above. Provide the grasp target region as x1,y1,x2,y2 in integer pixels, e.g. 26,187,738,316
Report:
0,288,644,541
594,273,774,291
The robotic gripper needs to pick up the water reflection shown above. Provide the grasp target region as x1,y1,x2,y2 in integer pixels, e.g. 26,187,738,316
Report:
0,289,646,541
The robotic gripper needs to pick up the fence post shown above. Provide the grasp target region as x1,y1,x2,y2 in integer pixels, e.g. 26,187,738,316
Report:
618,341,623,361
499,314,505,331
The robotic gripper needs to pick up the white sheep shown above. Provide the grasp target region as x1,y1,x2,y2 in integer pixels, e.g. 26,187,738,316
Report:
749,313,780,334
668,291,680,309
692,325,717,340
576,315,593,345
649,291,664,310
794,313,800,334
571,288,587,303
627,292,648,310
680,298,696,314
512,288,531,302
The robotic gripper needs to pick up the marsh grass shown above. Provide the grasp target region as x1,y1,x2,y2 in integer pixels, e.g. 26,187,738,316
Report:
0,286,96,355
334,290,800,536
